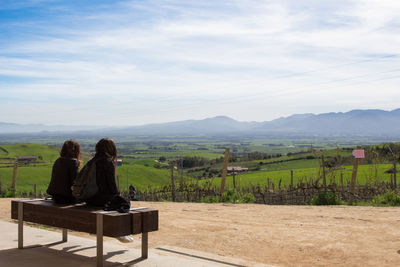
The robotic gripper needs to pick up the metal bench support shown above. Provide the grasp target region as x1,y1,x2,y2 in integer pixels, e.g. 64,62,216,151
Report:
18,202,23,249
62,229,68,242
13,200,156,266
142,232,148,259
96,212,104,267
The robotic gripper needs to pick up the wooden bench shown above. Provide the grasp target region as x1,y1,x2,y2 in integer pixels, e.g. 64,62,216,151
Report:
11,199,158,267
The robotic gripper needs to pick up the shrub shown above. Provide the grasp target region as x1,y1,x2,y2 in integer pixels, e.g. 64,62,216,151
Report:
241,192,256,203
372,191,400,206
197,196,219,203
0,188,16,198
221,189,256,204
221,189,241,203
311,191,341,205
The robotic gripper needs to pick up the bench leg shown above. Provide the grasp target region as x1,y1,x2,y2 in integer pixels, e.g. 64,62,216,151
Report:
141,232,148,259
96,213,103,267
18,202,23,249
62,229,67,242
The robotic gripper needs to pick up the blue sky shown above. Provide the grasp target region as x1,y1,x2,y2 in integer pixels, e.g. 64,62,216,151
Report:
1,0,400,126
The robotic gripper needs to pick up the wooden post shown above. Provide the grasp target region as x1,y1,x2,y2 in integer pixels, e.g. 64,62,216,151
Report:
340,172,344,190
391,174,394,188
180,157,183,189
349,146,361,204
290,170,294,204
220,148,230,195
322,155,326,190
232,168,236,189
170,163,176,202
290,170,294,188
221,147,229,196
126,168,129,192
12,162,18,190
394,163,397,189
33,184,37,198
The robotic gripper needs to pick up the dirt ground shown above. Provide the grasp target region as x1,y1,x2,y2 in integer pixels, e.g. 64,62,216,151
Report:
1,198,400,266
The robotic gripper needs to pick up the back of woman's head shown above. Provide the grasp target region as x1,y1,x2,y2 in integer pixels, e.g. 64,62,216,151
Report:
95,138,117,161
60,139,81,161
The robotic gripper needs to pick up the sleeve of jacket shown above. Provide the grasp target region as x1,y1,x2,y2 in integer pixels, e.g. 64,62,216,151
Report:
69,159,79,186
46,162,57,195
104,160,119,195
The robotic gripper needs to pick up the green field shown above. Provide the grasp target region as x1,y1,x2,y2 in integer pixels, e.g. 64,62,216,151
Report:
202,164,394,190
0,162,176,194
0,141,398,196
0,144,60,163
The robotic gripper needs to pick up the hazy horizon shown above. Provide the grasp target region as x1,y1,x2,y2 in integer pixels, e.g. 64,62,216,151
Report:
1,1,400,126
1,107,399,129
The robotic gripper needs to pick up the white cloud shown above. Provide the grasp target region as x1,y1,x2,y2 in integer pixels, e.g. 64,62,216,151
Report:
1,0,400,125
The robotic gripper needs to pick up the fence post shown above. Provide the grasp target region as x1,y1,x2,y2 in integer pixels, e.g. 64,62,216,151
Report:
33,184,36,198
126,168,129,192
390,174,394,188
232,168,236,189
340,172,343,188
394,163,397,189
180,157,183,189
322,155,326,191
170,163,176,202
290,170,294,188
349,146,361,204
220,148,230,196
12,162,18,191
290,170,294,204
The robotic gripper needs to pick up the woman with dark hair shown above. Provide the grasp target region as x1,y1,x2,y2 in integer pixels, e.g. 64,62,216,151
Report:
47,139,81,204
84,138,133,243
84,138,120,207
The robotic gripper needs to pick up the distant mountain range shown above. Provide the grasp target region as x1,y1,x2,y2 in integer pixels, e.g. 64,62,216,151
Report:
0,122,105,134
1,108,400,138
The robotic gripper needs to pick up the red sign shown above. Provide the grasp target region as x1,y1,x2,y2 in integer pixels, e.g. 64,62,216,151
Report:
352,149,365,159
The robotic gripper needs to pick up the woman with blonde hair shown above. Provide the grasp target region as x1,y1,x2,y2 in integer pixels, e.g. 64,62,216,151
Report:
47,139,81,204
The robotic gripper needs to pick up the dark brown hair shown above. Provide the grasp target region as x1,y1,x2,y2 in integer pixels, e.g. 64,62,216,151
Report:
95,138,117,162
60,139,81,166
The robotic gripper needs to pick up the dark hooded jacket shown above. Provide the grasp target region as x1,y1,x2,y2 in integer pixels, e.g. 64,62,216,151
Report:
84,155,119,207
47,157,78,203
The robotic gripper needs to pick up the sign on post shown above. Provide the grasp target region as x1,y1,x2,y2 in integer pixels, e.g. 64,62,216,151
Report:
352,150,365,159
349,147,363,204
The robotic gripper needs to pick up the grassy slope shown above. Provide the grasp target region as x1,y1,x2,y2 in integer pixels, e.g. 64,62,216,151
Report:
0,143,397,194
0,145,174,193
204,164,393,189
0,144,61,162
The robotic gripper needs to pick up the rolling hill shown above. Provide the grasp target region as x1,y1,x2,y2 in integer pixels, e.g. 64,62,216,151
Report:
1,108,400,138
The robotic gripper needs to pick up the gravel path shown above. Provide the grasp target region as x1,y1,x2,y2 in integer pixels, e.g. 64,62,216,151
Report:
1,198,400,266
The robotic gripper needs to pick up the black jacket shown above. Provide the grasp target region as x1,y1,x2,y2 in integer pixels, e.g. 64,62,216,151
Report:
47,157,78,199
84,155,119,206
